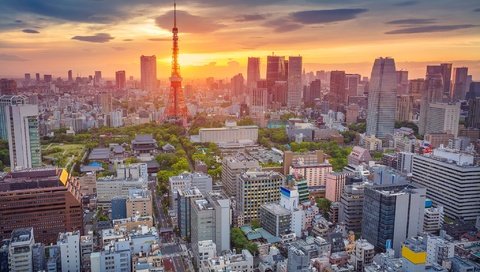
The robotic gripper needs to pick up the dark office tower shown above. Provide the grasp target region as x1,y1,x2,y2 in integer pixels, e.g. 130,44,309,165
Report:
140,55,157,92
287,56,302,108
272,81,288,106
231,73,245,99
94,71,102,85
440,63,452,98
366,57,397,139
246,57,260,90
0,168,83,244
346,74,360,99
68,70,73,82
115,70,126,90
266,55,286,101
452,67,469,101
467,82,480,99
35,73,40,81
24,73,31,81
408,78,425,101
308,79,321,102
396,70,408,95
43,74,52,83
362,183,426,255
467,97,480,129
329,71,346,112
0,79,17,95
418,66,444,135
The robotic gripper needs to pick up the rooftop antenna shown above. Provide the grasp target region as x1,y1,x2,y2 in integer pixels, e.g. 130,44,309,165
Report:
174,0,177,29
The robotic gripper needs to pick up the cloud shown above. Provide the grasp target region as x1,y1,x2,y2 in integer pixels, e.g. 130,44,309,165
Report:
474,8,480,12
148,38,170,41
0,54,27,61
393,1,419,6
123,39,133,41
235,14,268,22
290,9,368,24
71,33,114,43
22,28,39,33
263,18,303,33
385,24,477,34
112,46,126,51
155,10,224,33
386,18,436,25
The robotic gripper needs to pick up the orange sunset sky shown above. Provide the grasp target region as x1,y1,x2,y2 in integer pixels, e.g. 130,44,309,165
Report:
0,0,479,80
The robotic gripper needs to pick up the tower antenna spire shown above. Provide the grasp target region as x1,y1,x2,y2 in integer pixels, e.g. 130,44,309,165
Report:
174,0,177,28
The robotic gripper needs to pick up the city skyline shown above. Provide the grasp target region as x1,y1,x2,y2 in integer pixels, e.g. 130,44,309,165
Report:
1,0,479,79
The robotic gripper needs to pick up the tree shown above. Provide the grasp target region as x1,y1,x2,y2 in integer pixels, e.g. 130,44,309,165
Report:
316,198,331,216
250,219,261,229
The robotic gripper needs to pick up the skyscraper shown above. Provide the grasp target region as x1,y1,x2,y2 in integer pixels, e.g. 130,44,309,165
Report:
140,55,157,92
452,67,468,101
440,63,452,98
424,103,460,137
466,97,480,128
266,55,286,103
346,73,361,98
366,57,397,139
94,70,102,85
329,71,346,111
246,57,260,90
395,95,413,122
287,56,302,108
6,104,41,170
164,2,188,125
0,79,17,95
68,70,73,82
396,70,408,95
0,95,25,141
230,73,244,100
419,66,446,135
115,70,126,90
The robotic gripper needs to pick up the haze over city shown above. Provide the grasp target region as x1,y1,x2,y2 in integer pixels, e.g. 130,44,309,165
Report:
1,0,480,79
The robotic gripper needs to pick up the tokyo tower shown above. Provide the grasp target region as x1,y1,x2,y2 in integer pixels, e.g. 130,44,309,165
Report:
164,0,188,126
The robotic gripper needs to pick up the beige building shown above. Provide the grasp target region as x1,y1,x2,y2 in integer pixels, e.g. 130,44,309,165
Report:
77,172,96,196
396,95,413,122
198,121,258,145
126,189,153,218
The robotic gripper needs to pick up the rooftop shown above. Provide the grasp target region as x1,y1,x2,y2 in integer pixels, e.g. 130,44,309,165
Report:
11,228,33,244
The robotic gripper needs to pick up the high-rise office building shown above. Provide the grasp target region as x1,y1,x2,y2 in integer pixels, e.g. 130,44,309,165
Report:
339,182,367,234
395,95,413,122
440,63,452,98
362,183,426,255
246,57,260,90
68,70,73,82
409,78,425,101
346,74,361,98
0,95,25,141
366,57,397,139
325,171,355,202
221,153,260,197
251,80,268,115
237,170,285,222
306,79,321,103
0,79,17,95
8,228,34,272
452,67,468,101
0,168,83,244
231,73,245,99
115,70,126,90
57,231,81,272
6,104,41,170
140,55,157,92
191,192,231,255
287,56,302,108
177,187,203,239
466,97,480,128
419,67,445,135
94,71,102,85
411,148,480,222
266,55,286,103
329,71,346,111
24,73,31,81
396,70,409,95
259,203,291,237
424,103,460,137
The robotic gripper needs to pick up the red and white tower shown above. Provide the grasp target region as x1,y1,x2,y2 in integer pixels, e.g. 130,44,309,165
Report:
164,0,188,126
